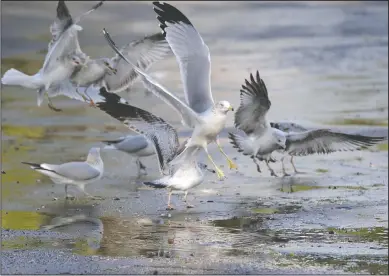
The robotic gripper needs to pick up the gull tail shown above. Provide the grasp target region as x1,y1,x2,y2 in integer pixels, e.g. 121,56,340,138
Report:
101,138,125,145
21,161,55,173
143,179,169,189
228,132,254,156
1,69,42,90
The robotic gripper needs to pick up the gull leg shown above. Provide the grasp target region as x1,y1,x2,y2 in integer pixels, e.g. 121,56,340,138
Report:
205,147,225,181
139,160,147,176
78,184,103,200
216,138,238,170
135,158,141,178
65,184,75,200
251,156,262,173
281,156,291,177
84,86,96,107
166,188,175,210
266,160,279,177
184,191,194,209
47,94,62,112
291,156,305,174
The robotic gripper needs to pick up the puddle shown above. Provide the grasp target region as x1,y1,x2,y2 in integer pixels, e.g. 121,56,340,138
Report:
1,1,388,274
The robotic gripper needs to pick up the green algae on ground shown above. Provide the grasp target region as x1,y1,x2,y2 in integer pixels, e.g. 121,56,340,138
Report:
377,143,388,151
2,210,49,231
2,124,46,139
316,168,329,173
1,57,43,75
282,254,388,275
1,236,48,250
328,118,388,127
251,208,279,214
326,227,388,245
278,184,323,193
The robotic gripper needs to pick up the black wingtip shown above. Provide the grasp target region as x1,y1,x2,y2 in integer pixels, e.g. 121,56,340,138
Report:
152,1,193,32
21,161,41,168
143,181,167,189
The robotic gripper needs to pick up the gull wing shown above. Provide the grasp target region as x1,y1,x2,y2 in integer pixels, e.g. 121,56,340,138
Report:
153,1,214,114
286,129,386,156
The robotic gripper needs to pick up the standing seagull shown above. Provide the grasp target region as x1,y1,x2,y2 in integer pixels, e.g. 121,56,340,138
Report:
102,1,237,180
1,1,106,112
229,71,387,177
95,88,215,210
102,135,155,177
21,147,104,199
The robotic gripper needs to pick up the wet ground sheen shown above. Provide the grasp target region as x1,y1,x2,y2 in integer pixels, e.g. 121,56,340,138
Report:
1,1,388,274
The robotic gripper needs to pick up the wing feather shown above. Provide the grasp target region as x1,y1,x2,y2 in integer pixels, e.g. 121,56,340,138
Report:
234,70,271,136
153,1,214,113
102,28,200,128
286,129,386,156
102,32,172,94
96,87,179,174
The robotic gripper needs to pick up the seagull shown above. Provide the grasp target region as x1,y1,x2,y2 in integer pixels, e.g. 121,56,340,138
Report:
143,161,216,210
1,1,105,112
21,147,104,199
100,32,172,95
102,135,155,177
70,32,172,106
102,1,237,181
95,87,215,210
229,70,387,177
228,71,281,176
269,121,388,176
69,57,117,106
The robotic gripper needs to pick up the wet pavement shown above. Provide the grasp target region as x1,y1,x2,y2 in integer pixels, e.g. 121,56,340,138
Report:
1,1,388,274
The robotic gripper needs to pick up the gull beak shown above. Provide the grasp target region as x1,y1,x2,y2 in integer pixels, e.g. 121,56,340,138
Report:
208,168,216,174
279,144,286,150
228,106,234,112
110,67,118,75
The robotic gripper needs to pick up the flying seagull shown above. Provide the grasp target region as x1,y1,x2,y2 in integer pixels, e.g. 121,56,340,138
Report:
102,1,237,180
1,1,106,112
229,70,387,177
70,32,172,106
95,87,215,210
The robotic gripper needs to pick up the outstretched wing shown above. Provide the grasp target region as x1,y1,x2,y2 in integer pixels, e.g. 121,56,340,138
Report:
102,32,172,94
286,129,387,156
270,121,309,133
103,28,200,128
153,1,214,114
96,87,179,174
43,1,104,73
234,70,271,136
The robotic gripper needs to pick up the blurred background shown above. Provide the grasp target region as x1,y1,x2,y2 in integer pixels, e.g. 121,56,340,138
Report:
1,1,388,274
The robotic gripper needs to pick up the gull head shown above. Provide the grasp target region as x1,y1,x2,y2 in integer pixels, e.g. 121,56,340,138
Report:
86,147,102,164
198,162,216,174
272,129,287,150
70,55,85,67
101,58,117,75
215,101,234,114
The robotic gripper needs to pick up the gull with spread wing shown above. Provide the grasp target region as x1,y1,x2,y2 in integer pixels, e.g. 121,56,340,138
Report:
70,32,172,106
21,148,104,200
269,122,387,176
95,88,215,210
229,71,387,177
102,1,237,180
1,1,106,112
